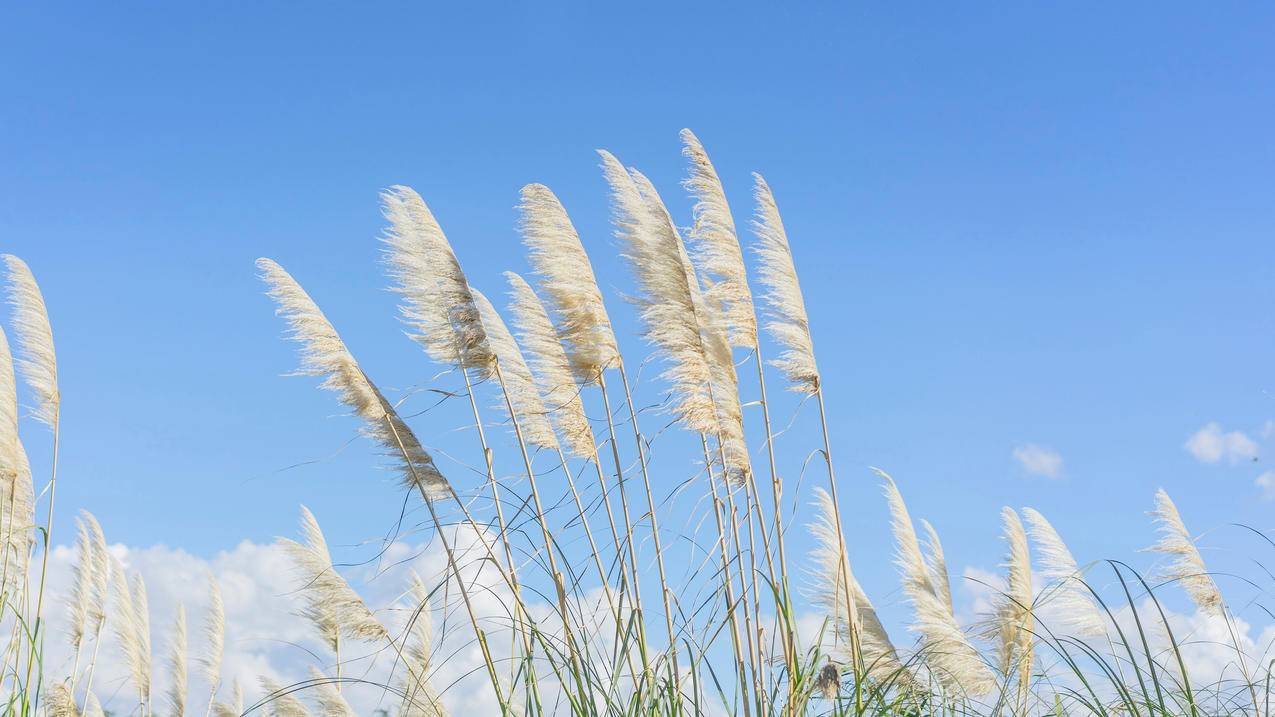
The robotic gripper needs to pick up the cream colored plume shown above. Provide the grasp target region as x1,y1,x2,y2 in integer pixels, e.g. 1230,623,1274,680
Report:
381,185,493,374
201,574,225,694
1022,508,1105,637
995,508,1034,699
808,487,905,683
1,255,58,425
110,559,151,705
46,684,78,717
67,516,94,651
879,469,994,695
0,327,33,588
694,274,751,482
504,272,597,459
600,149,718,435
400,573,447,717
517,183,619,382
134,575,152,698
84,511,110,634
258,258,450,500
472,288,558,450
631,164,749,478
921,520,954,616
280,506,388,644
259,677,312,717
308,666,356,717
681,129,757,348
211,680,243,717
751,175,819,393
168,604,188,717
1148,488,1223,615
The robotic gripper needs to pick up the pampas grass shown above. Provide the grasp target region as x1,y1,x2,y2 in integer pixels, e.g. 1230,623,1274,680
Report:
1022,508,1105,637
471,288,558,450
201,574,225,709
1,255,58,426
503,272,597,460
880,469,996,696
681,128,757,349
381,186,493,373
995,508,1033,709
808,487,903,685
601,150,718,436
257,258,451,501
110,558,151,711
280,506,388,645
1148,488,1223,615
14,131,1275,717
516,183,619,383
167,604,188,717
750,176,818,394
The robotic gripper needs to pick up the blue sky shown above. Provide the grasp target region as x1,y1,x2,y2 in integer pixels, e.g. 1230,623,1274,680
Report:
2,2,1274,627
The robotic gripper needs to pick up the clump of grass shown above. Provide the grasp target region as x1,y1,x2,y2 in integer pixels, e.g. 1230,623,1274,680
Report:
3,131,1274,717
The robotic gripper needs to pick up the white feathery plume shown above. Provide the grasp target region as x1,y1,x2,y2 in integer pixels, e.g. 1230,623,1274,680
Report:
279,506,388,644
212,680,243,717
516,183,619,382
259,677,311,717
808,487,904,683
921,519,954,617
46,683,78,717
471,288,558,450
109,557,147,704
631,166,750,479
879,469,995,695
504,272,597,459
1,255,58,425
67,515,93,651
600,149,719,435
82,691,104,717
308,666,356,717
168,604,188,717
1022,508,1105,637
84,511,110,634
133,574,152,703
630,166,751,479
694,274,751,482
751,174,819,393
995,508,1034,695
201,574,225,695
0,327,33,588
1147,488,1223,615
680,128,757,348
400,573,447,717
381,185,493,374
258,258,450,500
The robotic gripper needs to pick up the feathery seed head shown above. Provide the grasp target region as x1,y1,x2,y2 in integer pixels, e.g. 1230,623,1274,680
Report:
681,128,757,348
517,183,618,382
750,175,819,393
258,258,450,500
504,272,597,459
1,255,59,425
472,288,558,450
380,185,493,373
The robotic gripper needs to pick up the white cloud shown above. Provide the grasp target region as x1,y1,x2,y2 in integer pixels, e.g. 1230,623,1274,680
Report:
1256,471,1275,501
1012,443,1063,478
1185,422,1259,465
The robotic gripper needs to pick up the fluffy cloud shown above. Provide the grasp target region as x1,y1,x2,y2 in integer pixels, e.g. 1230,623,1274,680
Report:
1012,444,1063,478
39,521,575,717
1185,422,1260,465
1256,471,1275,501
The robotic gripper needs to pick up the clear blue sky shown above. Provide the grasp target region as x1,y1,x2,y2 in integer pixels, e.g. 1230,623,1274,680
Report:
2,3,1273,610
